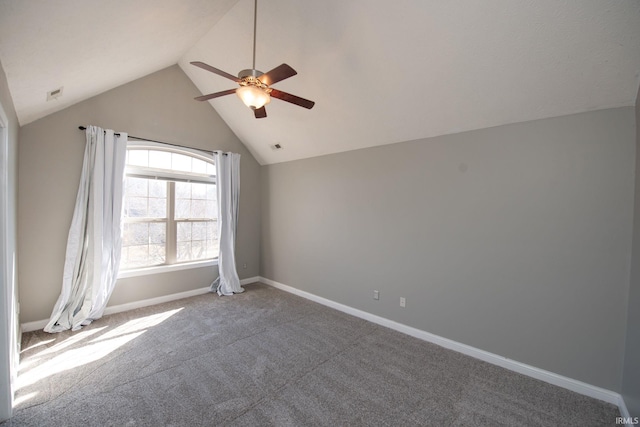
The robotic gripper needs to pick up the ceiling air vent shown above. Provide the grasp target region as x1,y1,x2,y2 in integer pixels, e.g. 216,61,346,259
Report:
46,87,63,101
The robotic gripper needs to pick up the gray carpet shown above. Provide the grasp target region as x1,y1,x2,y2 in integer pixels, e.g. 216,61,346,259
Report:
3,283,619,426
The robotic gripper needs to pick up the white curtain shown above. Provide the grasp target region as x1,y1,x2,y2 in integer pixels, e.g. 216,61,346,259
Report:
210,152,244,296
44,126,127,333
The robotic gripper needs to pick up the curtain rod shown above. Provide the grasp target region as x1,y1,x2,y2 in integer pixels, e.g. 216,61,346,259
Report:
77,126,227,155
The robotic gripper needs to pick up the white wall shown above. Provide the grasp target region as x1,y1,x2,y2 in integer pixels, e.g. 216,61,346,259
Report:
17,65,261,324
622,84,640,417
260,108,636,391
0,59,19,421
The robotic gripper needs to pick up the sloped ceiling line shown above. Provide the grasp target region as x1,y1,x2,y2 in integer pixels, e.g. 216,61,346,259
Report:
1,0,639,165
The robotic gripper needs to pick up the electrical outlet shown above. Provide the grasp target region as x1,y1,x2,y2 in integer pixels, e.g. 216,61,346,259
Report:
400,297,406,308
242,263,247,269
373,290,379,300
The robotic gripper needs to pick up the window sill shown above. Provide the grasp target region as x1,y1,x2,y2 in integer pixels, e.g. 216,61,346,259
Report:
117,259,218,279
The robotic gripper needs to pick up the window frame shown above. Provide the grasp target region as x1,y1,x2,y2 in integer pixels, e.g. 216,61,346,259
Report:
118,140,218,278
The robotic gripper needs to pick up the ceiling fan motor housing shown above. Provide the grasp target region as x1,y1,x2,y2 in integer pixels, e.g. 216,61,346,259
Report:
238,69,263,79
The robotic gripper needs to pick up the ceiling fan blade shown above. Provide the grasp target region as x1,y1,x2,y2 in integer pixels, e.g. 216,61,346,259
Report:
258,64,297,86
190,61,240,82
270,89,315,109
194,89,237,101
254,106,267,119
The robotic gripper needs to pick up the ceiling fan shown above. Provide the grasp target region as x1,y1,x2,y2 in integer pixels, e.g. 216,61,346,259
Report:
191,0,315,119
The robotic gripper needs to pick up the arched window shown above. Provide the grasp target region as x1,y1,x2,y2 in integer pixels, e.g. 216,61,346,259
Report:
120,141,218,271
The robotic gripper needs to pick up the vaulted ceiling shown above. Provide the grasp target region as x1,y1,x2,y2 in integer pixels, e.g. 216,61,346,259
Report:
1,0,639,165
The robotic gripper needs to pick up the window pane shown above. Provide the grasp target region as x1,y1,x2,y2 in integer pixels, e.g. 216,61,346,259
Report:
206,185,216,200
191,241,205,259
192,183,207,199
207,220,219,258
175,182,191,199
126,197,148,218
192,158,207,174
175,182,215,220
205,183,216,218
149,244,165,262
124,177,167,219
148,150,171,170
207,221,217,240
127,150,148,167
149,180,166,198
175,199,191,219
171,153,192,173
127,245,148,264
120,221,166,269
126,177,148,197
192,222,207,240
149,222,166,244
205,204,215,219
149,197,166,218
177,242,192,262
175,220,218,262
177,222,191,242
191,200,207,219
123,223,149,246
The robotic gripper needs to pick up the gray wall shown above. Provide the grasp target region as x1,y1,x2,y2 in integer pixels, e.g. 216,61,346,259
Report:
623,85,640,417
18,65,261,324
260,108,636,391
0,59,19,421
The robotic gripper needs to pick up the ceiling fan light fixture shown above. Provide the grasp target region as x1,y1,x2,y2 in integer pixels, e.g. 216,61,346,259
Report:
190,0,315,117
237,85,271,109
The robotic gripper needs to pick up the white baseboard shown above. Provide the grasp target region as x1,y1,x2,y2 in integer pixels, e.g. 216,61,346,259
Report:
20,319,47,333
20,276,261,333
259,276,624,409
618,396,632,423
240,276,261,286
